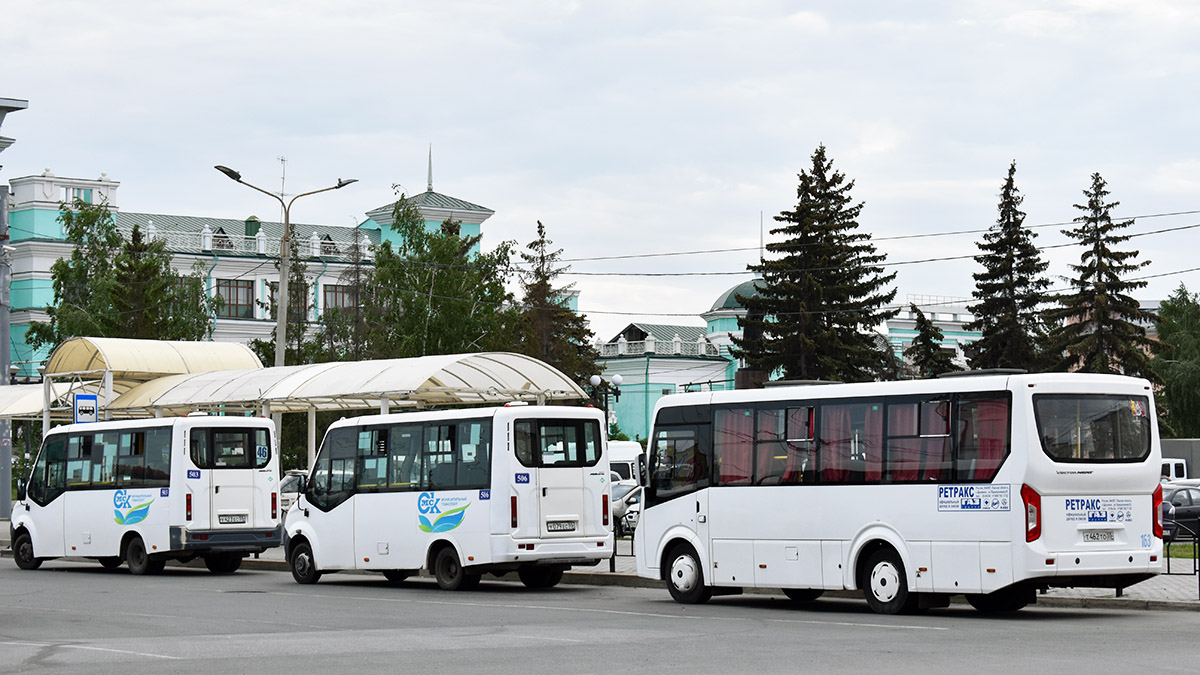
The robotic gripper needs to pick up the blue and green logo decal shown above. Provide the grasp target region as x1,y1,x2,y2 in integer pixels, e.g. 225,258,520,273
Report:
417,492,469,533
113,489,154,525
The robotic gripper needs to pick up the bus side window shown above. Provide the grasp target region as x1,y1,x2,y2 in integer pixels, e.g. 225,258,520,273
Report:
649,426,705,504
143,428,171,487
388,424,421,489
92,432,119,487
356,428,385,491
458,420,490,488
424,424,455,489
309,427,355,511
515,422,535,466
190,430,210,469
28,437,67,505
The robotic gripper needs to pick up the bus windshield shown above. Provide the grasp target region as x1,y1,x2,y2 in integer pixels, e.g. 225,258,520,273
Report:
1033,395,1151,463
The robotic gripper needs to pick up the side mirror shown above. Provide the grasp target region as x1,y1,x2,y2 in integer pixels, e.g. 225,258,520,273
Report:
297,475,307,496
16,476,27,502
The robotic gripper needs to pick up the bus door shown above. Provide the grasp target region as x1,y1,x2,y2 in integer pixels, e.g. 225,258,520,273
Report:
23,436,68,557
513,418,606,539
192,427,270,529
302,426,357,569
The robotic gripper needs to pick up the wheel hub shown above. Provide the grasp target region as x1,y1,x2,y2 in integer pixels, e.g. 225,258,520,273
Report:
870,561,900,603
670,554,699,593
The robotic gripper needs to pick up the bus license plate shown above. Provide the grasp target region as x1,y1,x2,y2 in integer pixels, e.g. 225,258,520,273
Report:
546,521,576,532
218,514,248,524
1082,530,1114,543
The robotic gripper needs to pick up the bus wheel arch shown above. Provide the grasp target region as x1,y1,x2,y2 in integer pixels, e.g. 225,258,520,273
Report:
662,540,713,605
857,543,920,615
288,536,321,584
124,533,165,576
430,541,480,591
13,528,41,570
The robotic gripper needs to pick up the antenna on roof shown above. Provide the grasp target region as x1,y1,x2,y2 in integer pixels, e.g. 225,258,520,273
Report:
427,144,433,193
277,155,290,222
759,210,764,263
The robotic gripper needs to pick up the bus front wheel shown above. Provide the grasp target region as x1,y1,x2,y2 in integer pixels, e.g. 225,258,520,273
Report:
289,542,321,584
126,537,165,576
434,547,481,591
862,549,918,615
13,532,41,570
665,543,712,605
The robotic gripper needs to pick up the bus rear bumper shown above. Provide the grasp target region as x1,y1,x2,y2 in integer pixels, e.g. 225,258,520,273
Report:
489,535,613,567
1018,547,1164,589
170,525,284,553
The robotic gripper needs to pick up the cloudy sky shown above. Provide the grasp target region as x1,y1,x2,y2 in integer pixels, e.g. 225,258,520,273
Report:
4,1,1199,342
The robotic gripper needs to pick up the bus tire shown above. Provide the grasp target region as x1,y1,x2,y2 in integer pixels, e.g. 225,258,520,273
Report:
665,543,712,605
126,537,158,576
434,547,480,591
204,553,243,575
99,557,123,569
782,588,824,603
289,541,321,584
383,570,411,584
518,566,564,589
13,532,41,570
966,586,1033,614
862,548,918,615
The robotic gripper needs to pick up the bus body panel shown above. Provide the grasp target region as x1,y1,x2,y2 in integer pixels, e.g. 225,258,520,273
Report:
636,373,1163,609
16,494,66,558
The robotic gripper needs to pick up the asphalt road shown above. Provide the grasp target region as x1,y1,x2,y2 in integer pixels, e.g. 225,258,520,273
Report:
1,560,1196,675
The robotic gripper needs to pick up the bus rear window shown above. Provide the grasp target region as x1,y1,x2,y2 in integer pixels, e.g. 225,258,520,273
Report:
1034,395,1151,463
514,419,601,468
191,428,272,469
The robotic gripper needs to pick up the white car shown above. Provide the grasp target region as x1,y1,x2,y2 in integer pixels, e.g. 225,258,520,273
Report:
611,480,641,536
279,470,307,521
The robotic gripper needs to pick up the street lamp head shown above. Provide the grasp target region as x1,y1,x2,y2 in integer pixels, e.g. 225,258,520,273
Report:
336,178,358,189
611,374,623,387
589,375,602,387
214,165,242,182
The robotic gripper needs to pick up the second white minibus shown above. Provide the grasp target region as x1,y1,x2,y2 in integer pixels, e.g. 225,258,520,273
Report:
285,404,613,590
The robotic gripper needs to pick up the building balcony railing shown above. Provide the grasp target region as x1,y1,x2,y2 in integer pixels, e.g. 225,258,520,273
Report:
598,336,721,358
117,224,373,262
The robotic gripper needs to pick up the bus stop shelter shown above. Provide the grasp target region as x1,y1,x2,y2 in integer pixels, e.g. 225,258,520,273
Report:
1,337,588,466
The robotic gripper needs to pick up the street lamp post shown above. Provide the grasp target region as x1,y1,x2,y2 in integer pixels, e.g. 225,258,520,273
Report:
214,166,356,367
588,374,622,428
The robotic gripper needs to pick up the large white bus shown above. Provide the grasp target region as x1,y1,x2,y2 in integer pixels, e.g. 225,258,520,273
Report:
634,372,1164,614
11,416,282,575
285,404,613,590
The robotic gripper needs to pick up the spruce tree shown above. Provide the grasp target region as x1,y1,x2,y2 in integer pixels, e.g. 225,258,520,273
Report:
905,304,959,378
1045,173,1157,377
515,221,599,384
731,145,897,382
113,224,216,340
965,161,1050,370
1149,284,1200,437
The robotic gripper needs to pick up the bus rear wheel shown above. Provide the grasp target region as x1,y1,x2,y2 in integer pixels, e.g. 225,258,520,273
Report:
665,543,712,605
13,532,41,570
966,586,1033,613
289,542,321,584
434,547,481,591
862,549,918,615
204,553,243,575
518,566,565,589
126,537,165,576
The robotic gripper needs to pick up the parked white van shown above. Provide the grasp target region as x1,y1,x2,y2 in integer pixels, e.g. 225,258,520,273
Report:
608,441,645,484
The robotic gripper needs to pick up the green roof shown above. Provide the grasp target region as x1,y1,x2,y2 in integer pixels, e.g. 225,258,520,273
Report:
710,278,764,311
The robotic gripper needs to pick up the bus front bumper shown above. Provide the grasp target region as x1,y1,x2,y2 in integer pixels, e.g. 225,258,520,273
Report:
170,525,284,553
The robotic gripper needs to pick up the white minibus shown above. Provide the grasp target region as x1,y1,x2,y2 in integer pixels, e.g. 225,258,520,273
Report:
11,416,281,575
285,404,612,590
635,372,1164,614
609,440,646,484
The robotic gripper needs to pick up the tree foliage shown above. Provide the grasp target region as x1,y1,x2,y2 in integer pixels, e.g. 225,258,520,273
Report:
905,304,959,378
1045,173,1157,378
514,221,599,384
29,199,215,351
731,145,897,382
965,161,1051,370
1150,284,1200,438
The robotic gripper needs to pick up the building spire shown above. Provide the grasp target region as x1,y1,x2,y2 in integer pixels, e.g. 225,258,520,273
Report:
427,144,433,192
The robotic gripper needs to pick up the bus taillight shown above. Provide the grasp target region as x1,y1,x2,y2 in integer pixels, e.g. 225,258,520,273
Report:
1153,484,1164,539
186,493,192,521
602,494,609,527
1021,484,1041,542
272,492,278,520
511,496,518,529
